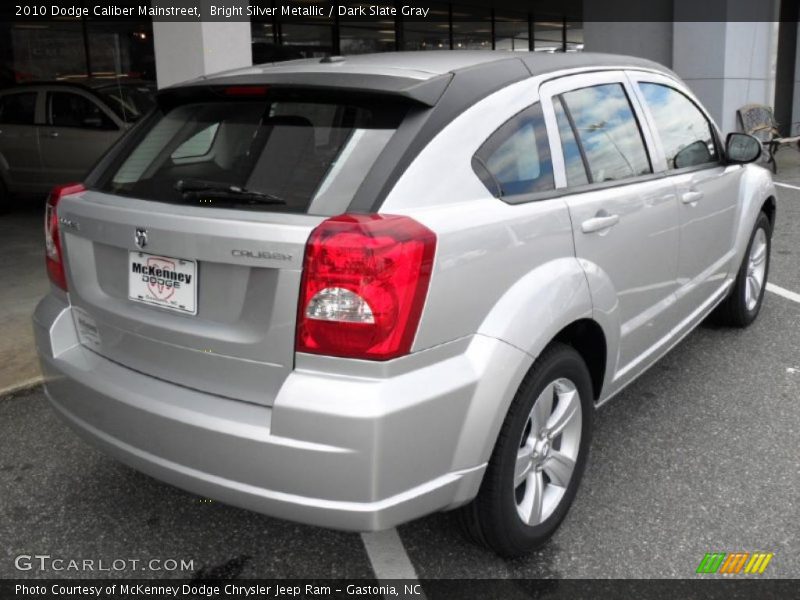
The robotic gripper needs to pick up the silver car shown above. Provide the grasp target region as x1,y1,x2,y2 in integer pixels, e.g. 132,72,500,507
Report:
0,80,154,209
34,52,774,556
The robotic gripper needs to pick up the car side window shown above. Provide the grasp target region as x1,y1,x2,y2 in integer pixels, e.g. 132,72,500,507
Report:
560,83,652,183
472,102,554,198
638,82,719,170
0,92,37,125
48,91,116,130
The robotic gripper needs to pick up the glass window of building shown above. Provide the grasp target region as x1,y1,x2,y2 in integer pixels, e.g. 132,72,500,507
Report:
252,22,294,64
494,14,530,51
280,23,334,58
340,26,396,54
402,2,451,50
7,21,87,81
533,19,564,53
450,6,492,50
85,21,155,80
565,21,583,52
339,2,396,55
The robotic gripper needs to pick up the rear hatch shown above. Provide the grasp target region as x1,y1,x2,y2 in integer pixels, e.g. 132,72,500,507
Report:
57,85,408,406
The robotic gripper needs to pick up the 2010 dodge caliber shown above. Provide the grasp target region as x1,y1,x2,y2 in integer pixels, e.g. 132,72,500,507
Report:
34,52,775,556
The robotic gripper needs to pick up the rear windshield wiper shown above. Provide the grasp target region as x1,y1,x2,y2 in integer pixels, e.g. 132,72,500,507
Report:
175,179,286,206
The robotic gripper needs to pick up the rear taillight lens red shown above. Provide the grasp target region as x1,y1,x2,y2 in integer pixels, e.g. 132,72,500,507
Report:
296,214,436,361
45,183,85,291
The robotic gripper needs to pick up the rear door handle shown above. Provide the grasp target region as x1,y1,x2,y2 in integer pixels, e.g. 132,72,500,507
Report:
46,131,59,138
581,214,620,234
681,190,704,204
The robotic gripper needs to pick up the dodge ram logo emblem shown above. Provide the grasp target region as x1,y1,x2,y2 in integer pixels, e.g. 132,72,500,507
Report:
135,228,148,249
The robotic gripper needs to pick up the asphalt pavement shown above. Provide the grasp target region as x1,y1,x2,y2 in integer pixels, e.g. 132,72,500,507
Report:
1,163,799,582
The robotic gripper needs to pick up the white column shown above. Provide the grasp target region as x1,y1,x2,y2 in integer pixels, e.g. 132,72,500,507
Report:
152,1,252,89
673,0,779,134
583,22,674,68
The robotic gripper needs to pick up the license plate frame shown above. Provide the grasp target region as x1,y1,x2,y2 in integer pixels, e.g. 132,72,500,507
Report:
128,251,198,315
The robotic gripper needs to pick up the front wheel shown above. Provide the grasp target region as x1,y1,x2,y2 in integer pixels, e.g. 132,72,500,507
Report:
712,212,772,327
457,343,594,557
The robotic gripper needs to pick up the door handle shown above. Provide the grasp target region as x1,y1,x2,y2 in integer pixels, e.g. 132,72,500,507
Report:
681,190,704,204
581,213,620,234
46,131,59,138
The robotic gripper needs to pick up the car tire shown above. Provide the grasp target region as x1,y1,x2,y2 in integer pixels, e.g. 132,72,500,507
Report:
457,342,594,557
712,212,772,327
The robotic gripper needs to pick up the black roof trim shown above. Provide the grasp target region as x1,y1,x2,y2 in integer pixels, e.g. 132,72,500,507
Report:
348,57,532,212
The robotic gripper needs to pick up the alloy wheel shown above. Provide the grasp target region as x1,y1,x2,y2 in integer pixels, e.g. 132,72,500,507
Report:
745,227,768,311
514,378,582,526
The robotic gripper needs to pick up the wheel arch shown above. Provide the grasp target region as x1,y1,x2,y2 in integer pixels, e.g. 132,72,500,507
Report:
447,315,609,510
761,195,776,230
552,319,607,401
731,166,777,269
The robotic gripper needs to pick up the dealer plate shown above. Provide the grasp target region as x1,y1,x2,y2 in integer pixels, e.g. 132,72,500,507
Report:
128,251,197,315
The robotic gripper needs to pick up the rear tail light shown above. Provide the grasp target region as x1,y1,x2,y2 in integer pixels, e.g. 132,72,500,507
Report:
296,214,436,360
45,183,85,291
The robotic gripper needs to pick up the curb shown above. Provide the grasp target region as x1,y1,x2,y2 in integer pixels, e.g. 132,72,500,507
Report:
0,376,44,399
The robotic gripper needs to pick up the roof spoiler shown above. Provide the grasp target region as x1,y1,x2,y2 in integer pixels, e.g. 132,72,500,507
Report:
158,72,453,109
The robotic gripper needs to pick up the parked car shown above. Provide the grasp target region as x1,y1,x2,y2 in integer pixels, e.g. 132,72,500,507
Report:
0,79,155,210
34,52,774,556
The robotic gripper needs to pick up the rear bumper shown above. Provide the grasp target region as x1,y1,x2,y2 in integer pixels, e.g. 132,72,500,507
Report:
34,294,530,531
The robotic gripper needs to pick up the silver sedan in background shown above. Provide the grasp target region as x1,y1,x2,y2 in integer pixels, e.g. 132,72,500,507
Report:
0,79,154,209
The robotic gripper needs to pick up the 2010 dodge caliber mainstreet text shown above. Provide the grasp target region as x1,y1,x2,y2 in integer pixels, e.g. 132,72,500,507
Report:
34,52,775,556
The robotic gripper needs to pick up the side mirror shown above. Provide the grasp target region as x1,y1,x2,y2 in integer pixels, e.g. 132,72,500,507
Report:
726,132,762,164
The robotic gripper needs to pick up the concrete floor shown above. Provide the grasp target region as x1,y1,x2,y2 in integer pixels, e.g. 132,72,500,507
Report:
0,200,49,393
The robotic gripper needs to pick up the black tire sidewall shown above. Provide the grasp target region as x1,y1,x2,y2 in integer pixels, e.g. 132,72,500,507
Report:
734,213,772,325
488,345,594,555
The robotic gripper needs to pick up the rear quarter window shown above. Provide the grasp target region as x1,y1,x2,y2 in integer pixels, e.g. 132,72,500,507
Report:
472,102,554,200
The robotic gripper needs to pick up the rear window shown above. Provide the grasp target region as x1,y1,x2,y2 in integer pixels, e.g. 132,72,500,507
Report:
97,91,405,214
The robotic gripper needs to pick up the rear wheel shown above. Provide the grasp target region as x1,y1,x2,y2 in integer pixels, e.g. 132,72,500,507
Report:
458,343,593,557
713,212,771,327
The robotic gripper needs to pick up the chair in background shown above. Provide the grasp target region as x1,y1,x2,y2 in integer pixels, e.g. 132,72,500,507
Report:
737,104,800,173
